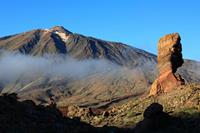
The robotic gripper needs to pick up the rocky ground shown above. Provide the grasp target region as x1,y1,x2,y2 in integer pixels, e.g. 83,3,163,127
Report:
0,93,131,133
0,83,200,133
59,83,200,133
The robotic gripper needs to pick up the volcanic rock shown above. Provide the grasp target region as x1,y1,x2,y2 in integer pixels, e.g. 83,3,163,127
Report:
149,33,185,95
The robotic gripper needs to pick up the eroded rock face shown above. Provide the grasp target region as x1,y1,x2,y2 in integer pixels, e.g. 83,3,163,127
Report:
149,33,185,95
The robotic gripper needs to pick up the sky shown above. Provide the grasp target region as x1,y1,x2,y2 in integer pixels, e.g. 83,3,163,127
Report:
0,0,199,61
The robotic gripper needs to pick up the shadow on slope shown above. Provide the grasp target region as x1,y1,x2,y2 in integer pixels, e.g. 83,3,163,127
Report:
134,103,200,133
0,93,130,133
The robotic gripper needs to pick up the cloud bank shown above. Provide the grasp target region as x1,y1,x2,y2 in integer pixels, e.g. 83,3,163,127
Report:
0,50,120,85
0,50,157,88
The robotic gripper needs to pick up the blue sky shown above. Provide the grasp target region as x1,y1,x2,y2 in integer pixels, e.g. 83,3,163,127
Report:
0,0,199,61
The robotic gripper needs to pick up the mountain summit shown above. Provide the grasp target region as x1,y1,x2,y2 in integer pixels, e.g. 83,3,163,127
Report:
50,26,72,34
0,26,156,67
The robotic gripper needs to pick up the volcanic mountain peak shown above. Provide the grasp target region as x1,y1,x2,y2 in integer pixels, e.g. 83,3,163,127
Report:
44,26,72,35
51,26,72,34
0,26,157,67
44,26,72,42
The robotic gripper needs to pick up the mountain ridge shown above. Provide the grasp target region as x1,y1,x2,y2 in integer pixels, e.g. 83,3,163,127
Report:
0,26,158,73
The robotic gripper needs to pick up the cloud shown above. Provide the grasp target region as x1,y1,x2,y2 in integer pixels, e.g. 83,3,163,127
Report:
0,50,120,85
0,50,157,89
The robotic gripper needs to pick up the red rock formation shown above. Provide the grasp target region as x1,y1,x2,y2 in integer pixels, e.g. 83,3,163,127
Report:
149,33,185,95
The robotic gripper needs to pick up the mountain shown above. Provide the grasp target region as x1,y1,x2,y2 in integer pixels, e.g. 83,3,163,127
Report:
0,26,200,107
0,26,156,67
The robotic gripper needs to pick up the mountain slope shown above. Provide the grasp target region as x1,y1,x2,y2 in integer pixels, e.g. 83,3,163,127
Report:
0,26,156,67
0,26,199,107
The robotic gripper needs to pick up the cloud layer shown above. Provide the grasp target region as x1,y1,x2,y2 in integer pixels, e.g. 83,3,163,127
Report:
0,50,120,85
0,50,157,89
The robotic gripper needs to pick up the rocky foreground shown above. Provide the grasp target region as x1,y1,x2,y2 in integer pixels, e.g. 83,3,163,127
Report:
59,84,200,133
0,93,129,133
1,84,199,133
